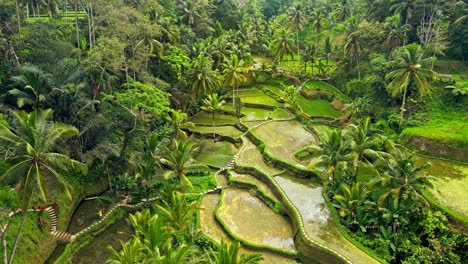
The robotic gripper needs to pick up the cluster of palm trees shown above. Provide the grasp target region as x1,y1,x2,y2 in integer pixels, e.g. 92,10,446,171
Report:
108,200,263,264
315,118,435,257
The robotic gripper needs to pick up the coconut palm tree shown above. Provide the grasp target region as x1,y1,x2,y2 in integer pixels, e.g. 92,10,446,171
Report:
270,28,296,66
390,0,416,45
344,31,361,80
383,15,411,55
314,129,355,186
155,191,198,234
222,54,248,106
134,25,164,69
210,239,263,264
188,55,221,99
287,3,304,59
0,109,86,264
372,147,434,210
201,93,226,142
165,109,194,140
385,44,437,123
344,118,385,182
8,64,54,110
159,139,197,188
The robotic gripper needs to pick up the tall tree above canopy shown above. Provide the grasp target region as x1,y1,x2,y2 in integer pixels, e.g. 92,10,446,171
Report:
390,0,416,44
287,3,304,59
271,27,296,65
188,55,220,99
222,54,247,106
385,43,437,123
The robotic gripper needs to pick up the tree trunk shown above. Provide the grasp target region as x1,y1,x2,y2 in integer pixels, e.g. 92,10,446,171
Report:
8,212,27,264
75,0,81,60
15,0,22,54
399,86,408,125
3,229,8,264
356,57,361,80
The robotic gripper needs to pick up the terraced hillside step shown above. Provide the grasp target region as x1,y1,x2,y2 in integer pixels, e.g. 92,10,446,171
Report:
51,231,75,242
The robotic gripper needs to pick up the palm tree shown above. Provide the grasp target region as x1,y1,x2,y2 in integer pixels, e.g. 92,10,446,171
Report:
107,239,145,264
134,25,164,69
288,3,304,60
129,210,171,254
333,183,370,222
344,118,385,182
270,28,296,66
385,44,437,123
160,139,197,188
311,8,326,45
390,0,416,45
210,239,263,264
188,55,220,99
0,109,86,264
8,64,54,110
372,147,434,211
155,191,198,234
222,55,247,107
344,31,361,80
383,15,410,55
165,109,194,140
201,93,226,142
313,129,355,186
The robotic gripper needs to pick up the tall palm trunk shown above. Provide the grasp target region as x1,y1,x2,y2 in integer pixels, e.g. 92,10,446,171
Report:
75,0,81,60
8,192,33,264
399,86,408,124
8,213,26,264
15,0,22,54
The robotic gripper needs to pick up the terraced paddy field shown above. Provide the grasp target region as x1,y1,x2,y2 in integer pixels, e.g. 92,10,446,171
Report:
237,136,283,176
229,171,280,201
190,112,238,125
241,107,272,121
303,80,349,100
416,156,468,219
253,120,317,167
200,194,300,263
216,188,296,253
188,125,244,138
297,96,342,118
274,175,380,264
193,138,237,168
237,88,283,108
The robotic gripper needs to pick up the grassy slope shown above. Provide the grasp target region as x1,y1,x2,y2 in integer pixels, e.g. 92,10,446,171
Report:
402,111,468,147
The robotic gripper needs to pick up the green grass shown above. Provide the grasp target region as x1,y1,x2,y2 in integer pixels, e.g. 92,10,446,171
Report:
402,111,468,147
297,96,342,118
187,171,217,193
